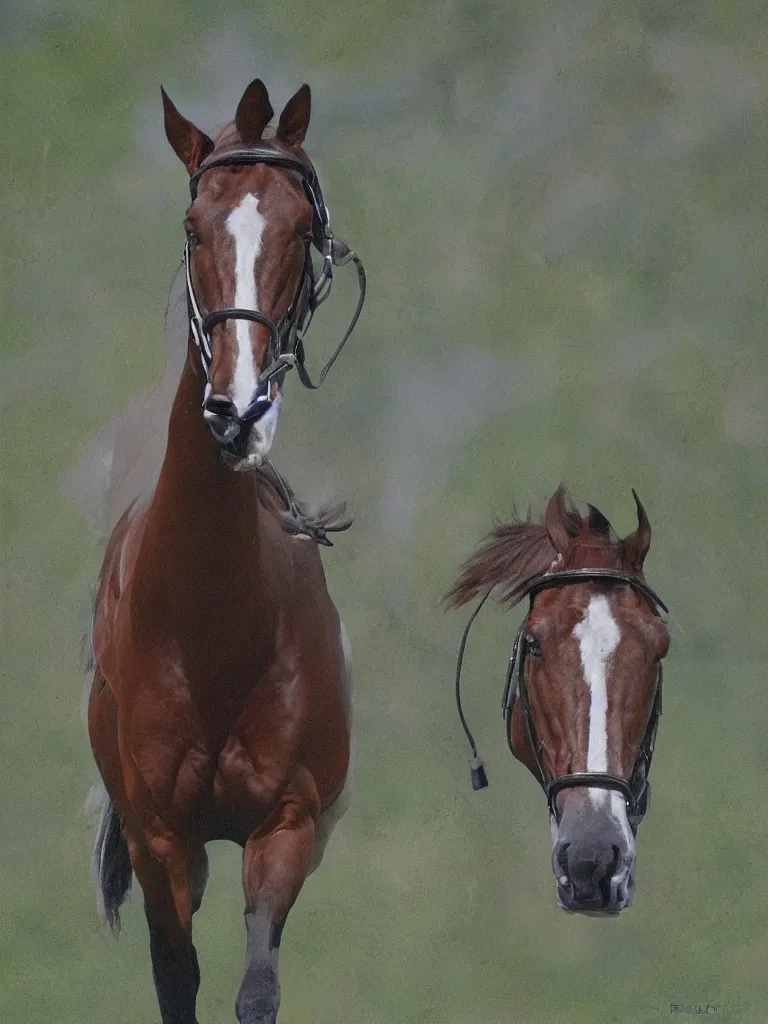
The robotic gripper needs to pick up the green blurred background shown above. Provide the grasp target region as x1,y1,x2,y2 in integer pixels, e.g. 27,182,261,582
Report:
3,1,767,1021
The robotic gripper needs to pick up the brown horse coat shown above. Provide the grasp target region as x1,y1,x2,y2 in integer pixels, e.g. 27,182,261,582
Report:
85,80,355,1024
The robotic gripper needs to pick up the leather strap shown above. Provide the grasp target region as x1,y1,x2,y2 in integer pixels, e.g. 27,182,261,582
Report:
527,568,668,614
189,146,314,200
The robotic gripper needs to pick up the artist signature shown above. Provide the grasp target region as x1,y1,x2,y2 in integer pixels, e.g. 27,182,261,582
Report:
670,1005,741,1017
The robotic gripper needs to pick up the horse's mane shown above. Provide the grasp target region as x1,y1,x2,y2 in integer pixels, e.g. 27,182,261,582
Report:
61,262,189,537
445,485,620,609
61,262,349,543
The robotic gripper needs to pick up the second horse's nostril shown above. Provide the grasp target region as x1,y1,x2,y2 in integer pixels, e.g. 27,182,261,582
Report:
555,841,571,873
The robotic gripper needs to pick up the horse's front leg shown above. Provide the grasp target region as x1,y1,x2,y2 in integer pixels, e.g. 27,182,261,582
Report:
235,772,319,1024
128,830,209,1024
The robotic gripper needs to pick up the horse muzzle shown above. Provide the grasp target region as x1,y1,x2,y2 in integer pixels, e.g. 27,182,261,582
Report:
203,393,272,451
551,797,636,914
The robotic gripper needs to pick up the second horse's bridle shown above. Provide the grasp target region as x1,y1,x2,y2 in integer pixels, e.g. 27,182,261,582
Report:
184,143,366,431
454,568,669,833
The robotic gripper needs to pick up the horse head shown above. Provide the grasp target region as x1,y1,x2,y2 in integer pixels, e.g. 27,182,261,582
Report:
448,486,670,914
162,79,316,469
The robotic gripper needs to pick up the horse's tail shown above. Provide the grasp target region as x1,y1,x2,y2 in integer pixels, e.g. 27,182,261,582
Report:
87,783,132,935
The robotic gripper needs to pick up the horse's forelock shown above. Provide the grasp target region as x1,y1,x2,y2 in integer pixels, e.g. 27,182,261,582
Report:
446,488,637,609
444,514,557,609
209,122,234,146
207,120,277,152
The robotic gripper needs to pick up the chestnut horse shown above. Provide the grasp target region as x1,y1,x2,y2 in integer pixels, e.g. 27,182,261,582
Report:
86,81,363,1023
448,486,670,914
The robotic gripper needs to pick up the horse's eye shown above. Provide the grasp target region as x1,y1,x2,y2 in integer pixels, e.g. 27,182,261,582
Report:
185,226,200,248
525,633,542,657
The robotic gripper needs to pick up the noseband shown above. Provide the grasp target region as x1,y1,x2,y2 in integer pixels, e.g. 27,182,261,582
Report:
184,144,366,434
454,568,668,833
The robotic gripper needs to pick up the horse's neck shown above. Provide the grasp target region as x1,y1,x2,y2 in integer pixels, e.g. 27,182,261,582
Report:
136,353,273,620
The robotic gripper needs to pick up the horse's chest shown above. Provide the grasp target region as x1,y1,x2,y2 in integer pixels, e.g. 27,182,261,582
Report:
126,718,214,824
124,680,290,838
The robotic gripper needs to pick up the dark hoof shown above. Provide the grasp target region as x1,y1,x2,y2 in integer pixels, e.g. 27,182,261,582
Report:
235,961,279,1024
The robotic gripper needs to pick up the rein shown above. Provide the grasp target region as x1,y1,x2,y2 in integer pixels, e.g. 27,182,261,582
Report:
184,144,366,428
453,568,668,832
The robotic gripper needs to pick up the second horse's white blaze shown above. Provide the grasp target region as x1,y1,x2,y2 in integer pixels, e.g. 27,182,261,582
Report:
226,193,266,416
573,595,621,809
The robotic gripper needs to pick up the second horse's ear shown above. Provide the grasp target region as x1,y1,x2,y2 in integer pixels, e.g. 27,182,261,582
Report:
623,490,652,572
276,84,311,147
161,88,214,175
544,485,580,558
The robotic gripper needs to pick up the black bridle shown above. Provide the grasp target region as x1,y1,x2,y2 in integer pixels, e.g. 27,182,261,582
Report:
184,144,366,434
454,568,668,833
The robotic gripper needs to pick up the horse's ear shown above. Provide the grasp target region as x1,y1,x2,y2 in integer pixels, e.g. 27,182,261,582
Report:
161,88,214,175
235,78,274,145
544,485,579,557
276,84,311,147
623,489,652,572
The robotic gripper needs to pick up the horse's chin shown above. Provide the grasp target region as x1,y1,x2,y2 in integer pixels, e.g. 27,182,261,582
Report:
224,433,271,472
221,395,282,472
225,451,264,472
558,905,624,917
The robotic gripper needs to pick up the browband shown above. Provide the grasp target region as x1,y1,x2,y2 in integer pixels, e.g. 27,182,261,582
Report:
189,146,316,200
525,568,668,615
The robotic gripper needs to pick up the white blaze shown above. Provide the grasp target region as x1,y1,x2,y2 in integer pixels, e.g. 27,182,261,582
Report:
563,594,636,889
573,595,620,808
226,193,266,415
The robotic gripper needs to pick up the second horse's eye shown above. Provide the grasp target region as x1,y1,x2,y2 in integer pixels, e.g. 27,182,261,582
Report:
525,633,542,657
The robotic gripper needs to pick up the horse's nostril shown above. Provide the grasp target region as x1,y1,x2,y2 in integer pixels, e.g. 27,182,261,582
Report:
203,397,241,445
203,394,242,444
203,394,237,419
